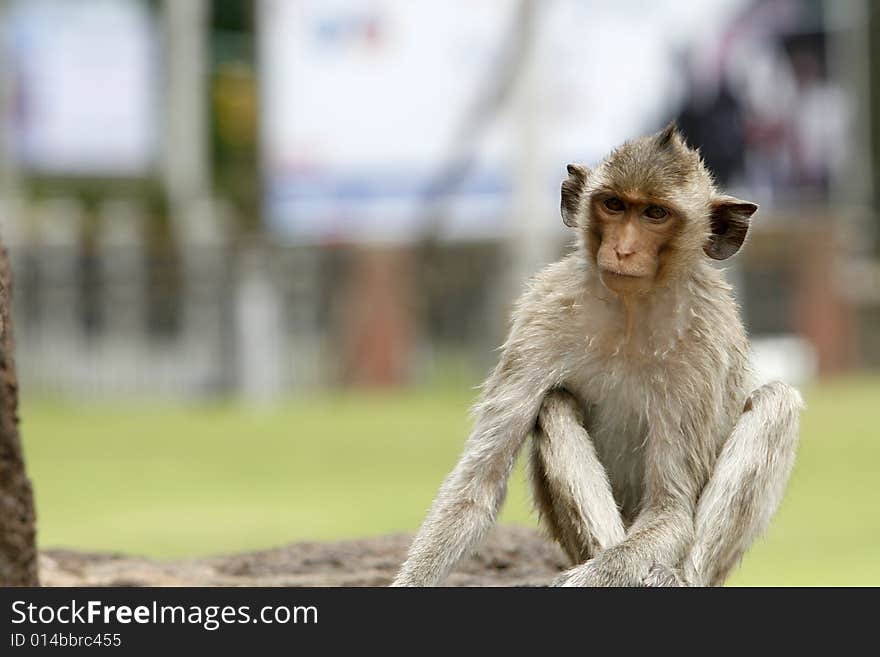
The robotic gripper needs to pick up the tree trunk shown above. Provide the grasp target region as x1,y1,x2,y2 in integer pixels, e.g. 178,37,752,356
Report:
0,243,38,585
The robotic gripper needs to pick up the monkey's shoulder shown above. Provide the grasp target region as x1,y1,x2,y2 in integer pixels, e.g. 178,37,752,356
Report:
518,254,587,309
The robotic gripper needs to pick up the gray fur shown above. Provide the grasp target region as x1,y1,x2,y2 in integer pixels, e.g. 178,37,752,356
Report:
392,126,801,587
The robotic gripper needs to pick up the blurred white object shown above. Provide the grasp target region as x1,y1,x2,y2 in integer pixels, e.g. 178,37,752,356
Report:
749,334,817,387
259,0,746,243
5,0,158,176
235,248,286,405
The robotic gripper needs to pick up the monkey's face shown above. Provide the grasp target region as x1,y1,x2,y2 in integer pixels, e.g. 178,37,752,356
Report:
560,123,758,297
589,192,681,296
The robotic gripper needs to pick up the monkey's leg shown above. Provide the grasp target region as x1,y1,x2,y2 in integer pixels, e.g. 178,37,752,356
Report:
530,389,626,565
684,381,803,586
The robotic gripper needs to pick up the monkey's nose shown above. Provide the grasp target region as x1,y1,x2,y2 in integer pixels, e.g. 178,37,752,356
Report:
615,247,635,259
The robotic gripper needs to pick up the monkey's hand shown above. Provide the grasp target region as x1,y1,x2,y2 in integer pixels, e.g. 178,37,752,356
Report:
551,549,645,587
642,564,686,587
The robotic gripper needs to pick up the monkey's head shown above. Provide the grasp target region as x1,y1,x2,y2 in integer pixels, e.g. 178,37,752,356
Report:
561,122,757,297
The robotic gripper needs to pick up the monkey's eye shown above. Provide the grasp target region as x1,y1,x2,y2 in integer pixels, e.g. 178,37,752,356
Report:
645,205,668,221
603,197,625,212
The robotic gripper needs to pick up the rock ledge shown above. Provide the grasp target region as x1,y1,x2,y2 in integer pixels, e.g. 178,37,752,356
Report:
39,526,567,587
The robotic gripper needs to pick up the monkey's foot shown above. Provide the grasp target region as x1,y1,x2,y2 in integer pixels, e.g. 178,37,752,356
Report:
642,564,686,587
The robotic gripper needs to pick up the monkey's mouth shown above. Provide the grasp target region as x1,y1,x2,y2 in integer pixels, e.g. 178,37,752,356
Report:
600,268,646,280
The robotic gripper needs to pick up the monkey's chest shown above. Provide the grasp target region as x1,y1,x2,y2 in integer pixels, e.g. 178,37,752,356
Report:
586,402,648,523
566,370,655,522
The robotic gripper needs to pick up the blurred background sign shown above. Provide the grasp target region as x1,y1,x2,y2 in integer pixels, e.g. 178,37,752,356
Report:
4,0,158,177
260,0,516,243
259,0,751,244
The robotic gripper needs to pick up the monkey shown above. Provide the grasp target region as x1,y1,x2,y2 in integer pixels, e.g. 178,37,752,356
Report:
391,122,802,587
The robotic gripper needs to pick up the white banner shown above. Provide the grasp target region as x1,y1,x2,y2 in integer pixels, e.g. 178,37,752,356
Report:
259,0,745,243
5,0,158,177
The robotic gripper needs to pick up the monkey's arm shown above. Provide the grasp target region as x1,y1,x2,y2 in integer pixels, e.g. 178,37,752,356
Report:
392,338,560,587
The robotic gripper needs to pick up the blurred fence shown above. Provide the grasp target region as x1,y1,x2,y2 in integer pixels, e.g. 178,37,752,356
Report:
0,196,512,400
2,196,841,401
2,197,305,399
3,194,875,400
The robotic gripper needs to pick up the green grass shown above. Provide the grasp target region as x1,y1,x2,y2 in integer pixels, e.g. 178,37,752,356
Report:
19,376,880,585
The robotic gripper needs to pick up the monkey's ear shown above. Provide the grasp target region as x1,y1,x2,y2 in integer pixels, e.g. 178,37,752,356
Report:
655,120,681,148
704,196,758,260
561,164,589,228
